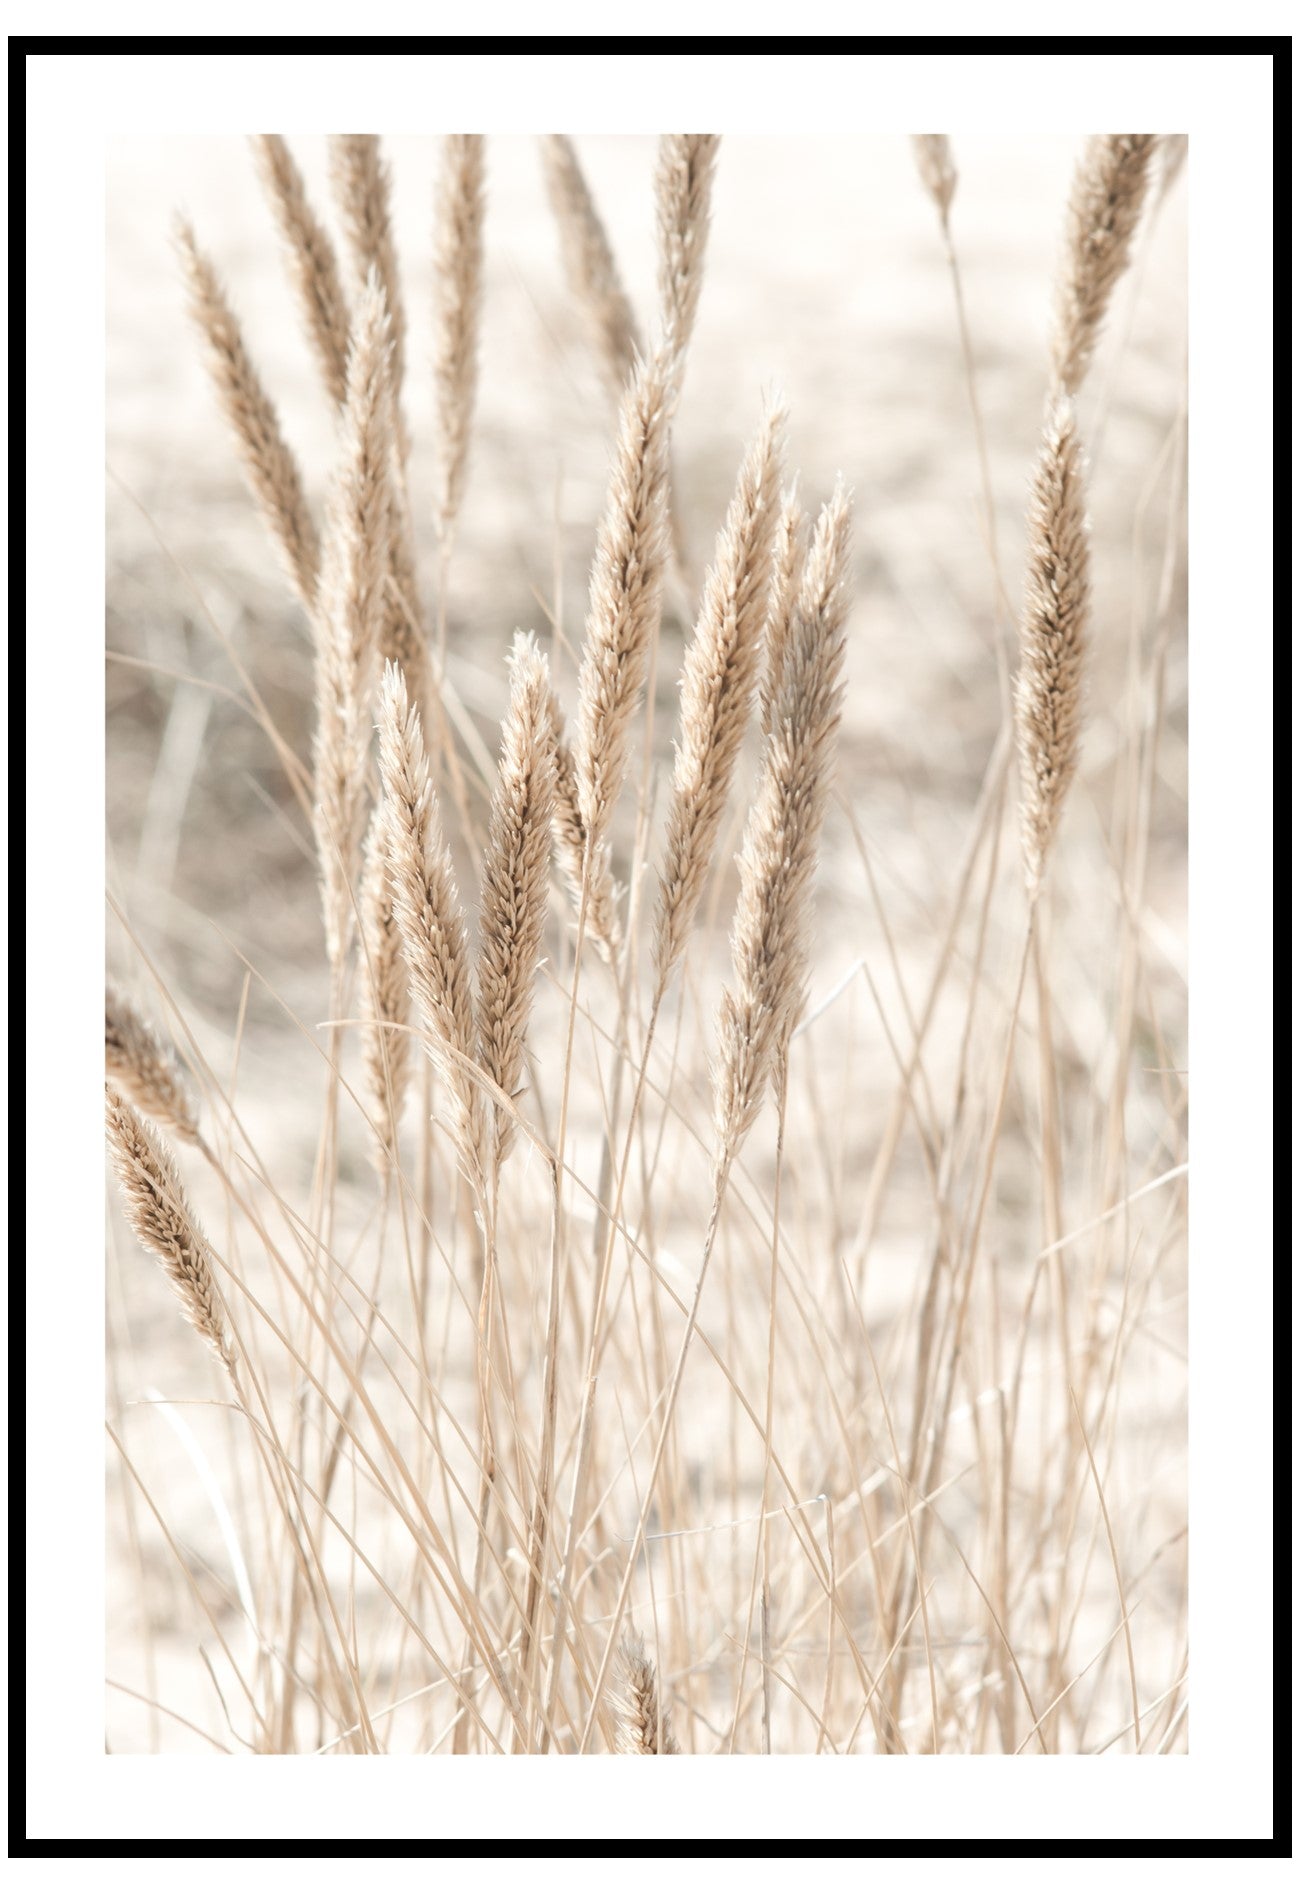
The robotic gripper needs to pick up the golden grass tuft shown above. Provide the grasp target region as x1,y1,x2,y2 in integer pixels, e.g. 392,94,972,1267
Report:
476,633,556,1167
359,807,411,1177
574,349,675,860
376,662,485,1190
330,135,407,421
176,216,320,609
616,1631,680,1754
1050,134,1158,398
653,405,784,990
252,133,352,410
1014,397,1091,899
759,488,809,744
105,982,199,1144
547,687,623,962
105,1088,234,1376
655,133,719,363
432,134,486,544
541,135,640,405
312,277,397,973
715,482,852,1157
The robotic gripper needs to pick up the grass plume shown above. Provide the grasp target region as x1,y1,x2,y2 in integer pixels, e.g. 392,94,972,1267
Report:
547,687,623,962
176,217,320,609
541,135,640,405
1051,134,1158,397
330,135,407,423
376,662,485,1190
715,481,852,1157
574,350,675,861
312,277,397,973
1014,397,1091,899
616,1632,680,1753
476,633,556,1167
105,1088,234,1376
252,134,351,410
359,808,411,1177
653,405,784,990
433,134,486,545
655,133,719,363
759,488,809,744
105,982,199,1145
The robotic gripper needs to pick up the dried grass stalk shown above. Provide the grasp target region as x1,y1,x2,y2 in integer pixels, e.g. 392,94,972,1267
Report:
105,1088,234,1375
759,489,809,743
715,483,852,1158
547,688,622,962
541,135,641,405
574,350,675,860
1050,134,1158,397
476,633,556,1167
432,134,486,543
655,134,719,363
359,808,411,1176
616,1631,680,1753
912,134,957,222
313,279,397,972
176,218,319,609
376,663,484,1189
653,406,784,989
251,134,351,410
1014,398,1090,899
105,982,199,1145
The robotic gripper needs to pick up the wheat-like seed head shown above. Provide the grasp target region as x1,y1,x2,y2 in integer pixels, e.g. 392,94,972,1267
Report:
653,405,785,990
655,133,719,364
475,634,556,1168
380,477,431,704
376,663,485,1191
616,1630,680,1753
330,136,407,418
1050,133,1158,398
433,134,486,543
715,482,852,1160
313,276,397,973
1014,398,1091,900
105,982,199,1145
575,349,675,862
251,134,352,411
359,807,411,1178
321,137,425,687
759,487,810,743
176,217,320,610
546,687,623,963
105,1088,234,1375
912,134,958,222
540,135,641,407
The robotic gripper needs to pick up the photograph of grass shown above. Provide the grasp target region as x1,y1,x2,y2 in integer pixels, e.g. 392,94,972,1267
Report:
104,130,1188,1757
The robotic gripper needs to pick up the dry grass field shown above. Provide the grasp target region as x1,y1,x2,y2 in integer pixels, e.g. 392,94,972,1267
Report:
104,131,1188,1757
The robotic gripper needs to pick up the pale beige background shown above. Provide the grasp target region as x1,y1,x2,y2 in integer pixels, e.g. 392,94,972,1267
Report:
106,136,1187,1753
